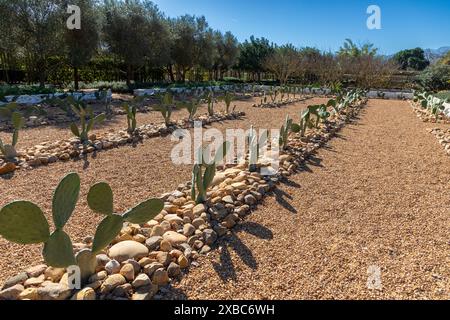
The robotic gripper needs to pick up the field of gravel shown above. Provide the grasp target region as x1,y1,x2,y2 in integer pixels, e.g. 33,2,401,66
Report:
167,99,450,300
0,96,326,284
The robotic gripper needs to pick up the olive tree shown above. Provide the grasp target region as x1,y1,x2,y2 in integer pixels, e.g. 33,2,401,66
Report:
237,36,274,81
213,31,240,80
103,0,165,86
64,0,100,90
12,0,65,87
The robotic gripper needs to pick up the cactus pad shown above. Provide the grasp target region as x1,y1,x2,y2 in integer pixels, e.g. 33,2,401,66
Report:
52,173,80,229
0,201,50,244
43,230,76,267
76,249,97,284
92,215,123,254
87,182,114,216
122,198,164,224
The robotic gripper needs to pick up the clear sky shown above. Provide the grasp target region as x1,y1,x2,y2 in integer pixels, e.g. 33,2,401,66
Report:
152,0,450,55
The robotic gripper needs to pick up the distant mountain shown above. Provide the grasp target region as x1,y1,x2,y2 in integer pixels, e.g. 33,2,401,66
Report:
424,47,450,63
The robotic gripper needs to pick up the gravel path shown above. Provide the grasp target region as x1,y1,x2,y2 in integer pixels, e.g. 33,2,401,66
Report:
0,97,325,284
167,99,450,300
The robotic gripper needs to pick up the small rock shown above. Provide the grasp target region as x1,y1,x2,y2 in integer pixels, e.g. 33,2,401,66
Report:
156,251,171,266
71,287,96,300
19,287,38,300
183,223,196,237
244,194,257,206
167,262,181,278
1,272,28,290
37,283,72,300
193,204,206,216
112,283,132,297
159,239,173,252
151,225,165,237
119,263,135,282
200,245,211,254
108,241,149,263
138,257,153,267
163,231,187,246
88,271,108,283
203,229,218,246
145,236,162,251
100,274,126,294
44,267,65,282
0,284,24,300
0,162,16,175
24,274,45,287
178,255,189,269
152,269,169,286
96,254,111,272
26,264,47,278
222,195,234,204
192,217,206,228
144,262,164,277
132,274,151,289
105,259,121,274
132,284,159,300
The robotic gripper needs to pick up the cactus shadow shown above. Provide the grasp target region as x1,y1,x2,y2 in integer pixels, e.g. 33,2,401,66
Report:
212,222,273,282
0,171,15,180
272,187,298,214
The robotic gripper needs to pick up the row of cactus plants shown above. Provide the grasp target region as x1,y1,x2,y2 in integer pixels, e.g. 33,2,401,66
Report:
413,91,449,121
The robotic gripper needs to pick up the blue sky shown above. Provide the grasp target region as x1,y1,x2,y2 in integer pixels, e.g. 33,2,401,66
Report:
152,0,450,55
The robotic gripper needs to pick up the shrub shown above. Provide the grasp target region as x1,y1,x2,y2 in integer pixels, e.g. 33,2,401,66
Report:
417,65,450,91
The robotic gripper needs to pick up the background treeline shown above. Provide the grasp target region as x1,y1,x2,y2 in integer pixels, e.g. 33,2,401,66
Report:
0,0,449,93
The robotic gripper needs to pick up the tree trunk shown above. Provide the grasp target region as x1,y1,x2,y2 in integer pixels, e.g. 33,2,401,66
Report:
126,65,133,87
39,72,46,88
167,64,175,82
74,66,79,91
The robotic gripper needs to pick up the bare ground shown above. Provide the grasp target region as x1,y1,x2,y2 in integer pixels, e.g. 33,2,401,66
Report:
0,97,325,284
167,99,450,300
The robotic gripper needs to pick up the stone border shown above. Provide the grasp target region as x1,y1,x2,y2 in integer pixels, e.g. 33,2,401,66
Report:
427,128,450,156
0,97,367,300
252,96,312,108
0,90,112,106
0,112,246,175
409,101,450,124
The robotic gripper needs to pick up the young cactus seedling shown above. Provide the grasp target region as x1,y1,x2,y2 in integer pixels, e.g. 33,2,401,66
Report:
0,112,24,161
220,91,234,114
247,126,268,172
177,98,199,122
95,89,112,116
123,103,137,133
70,106,106,144
279,115,294,150
154,91,176,126
205,91,215,116
191,141,231,204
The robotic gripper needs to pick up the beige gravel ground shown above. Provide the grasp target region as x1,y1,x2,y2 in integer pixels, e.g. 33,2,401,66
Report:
167,99,450,300
0,96,324,284
1,98,447,300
